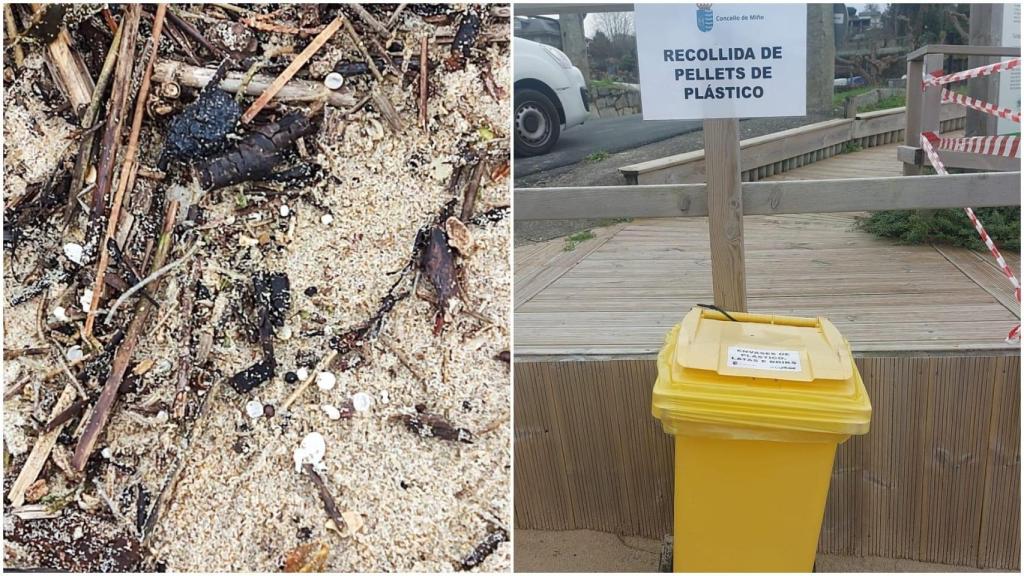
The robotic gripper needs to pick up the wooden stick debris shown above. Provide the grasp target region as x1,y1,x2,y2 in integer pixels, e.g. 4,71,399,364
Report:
241,16,345,124
8,383,77,506
460,160,486,222
281,350,338,411
369,87,403,133
89,5,141,227
84,4,167,338
419,35,429,130
346,4,390,39
29,3,95,116
303,463,347,533
153,59,355,108
386,3,408,29
4,5,24,67
3,353,95,400
73,201,179,472
104,241,200,325
342,16,383,83
64,18,123,227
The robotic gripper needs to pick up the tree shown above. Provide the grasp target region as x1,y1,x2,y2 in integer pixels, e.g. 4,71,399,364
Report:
591,12,634,39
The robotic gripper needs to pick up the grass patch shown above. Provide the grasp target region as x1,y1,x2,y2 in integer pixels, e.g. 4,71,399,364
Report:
842,141,864,154
564,229,596,251
858,207,1020,251
584,150,610,163
858,93,906,113
832,85,875,109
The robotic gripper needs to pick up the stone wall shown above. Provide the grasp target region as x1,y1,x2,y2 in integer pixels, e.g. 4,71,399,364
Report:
588,83,642,118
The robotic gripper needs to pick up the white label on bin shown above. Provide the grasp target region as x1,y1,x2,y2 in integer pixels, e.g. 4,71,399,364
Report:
727,346,802,372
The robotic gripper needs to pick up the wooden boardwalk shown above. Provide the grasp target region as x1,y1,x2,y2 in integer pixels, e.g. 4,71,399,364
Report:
515,142,1021,356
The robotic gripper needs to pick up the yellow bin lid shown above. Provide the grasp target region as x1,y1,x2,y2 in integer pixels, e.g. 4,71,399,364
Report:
652,307,871,441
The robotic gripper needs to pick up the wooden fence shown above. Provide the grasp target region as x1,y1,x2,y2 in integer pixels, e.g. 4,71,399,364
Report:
514,352,1020,569
619,103,966,185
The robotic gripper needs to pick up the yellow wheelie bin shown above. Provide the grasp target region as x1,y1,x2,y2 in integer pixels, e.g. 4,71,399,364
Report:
652,307,871,572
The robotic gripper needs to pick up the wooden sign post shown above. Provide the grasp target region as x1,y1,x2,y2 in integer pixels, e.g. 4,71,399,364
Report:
703,118,747,312
634,4,807,314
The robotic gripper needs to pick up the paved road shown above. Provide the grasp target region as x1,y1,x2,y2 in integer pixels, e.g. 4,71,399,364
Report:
515,114,703,177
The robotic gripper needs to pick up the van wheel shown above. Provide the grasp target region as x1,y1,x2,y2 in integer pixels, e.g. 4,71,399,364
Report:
514,88,560,157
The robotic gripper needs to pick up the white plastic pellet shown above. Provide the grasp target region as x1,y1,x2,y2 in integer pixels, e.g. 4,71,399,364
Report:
324,72,345,90
245,400,264,419
351,392,372,413
63,243,84,265
320,214,334,225
322,405,342,420
66,345,84,362
316,371,336,391
79,289,94,313
293,432,326,472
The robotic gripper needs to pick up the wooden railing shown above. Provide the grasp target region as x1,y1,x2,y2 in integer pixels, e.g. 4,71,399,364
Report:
899,44,1021,174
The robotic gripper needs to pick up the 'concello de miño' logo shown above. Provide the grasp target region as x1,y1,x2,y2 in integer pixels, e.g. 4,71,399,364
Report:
696,3,714,32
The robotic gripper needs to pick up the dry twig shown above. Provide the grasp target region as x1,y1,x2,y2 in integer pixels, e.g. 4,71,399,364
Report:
73,201,180,472
241,16,345,124
346,4,390,39
85,4,167,338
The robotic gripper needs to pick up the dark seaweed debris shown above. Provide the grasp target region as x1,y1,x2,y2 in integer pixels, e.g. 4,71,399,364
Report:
197,111,317,190
459,528,509,570
230,272,290,393
415,202,459,335
158,61,240,170
395,405,474,444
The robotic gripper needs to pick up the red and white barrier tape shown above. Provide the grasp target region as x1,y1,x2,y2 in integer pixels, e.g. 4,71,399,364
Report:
941,88,1021,123
923,58,1020,87
921,132,1021,342
931,134,1021,158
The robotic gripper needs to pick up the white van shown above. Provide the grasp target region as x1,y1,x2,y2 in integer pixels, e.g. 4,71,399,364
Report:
513,37,590,156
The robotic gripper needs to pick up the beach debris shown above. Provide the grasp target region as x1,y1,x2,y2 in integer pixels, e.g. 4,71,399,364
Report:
282,541,329,572
158,60,240,170
393,405,474,444
302,462,347,539
245,399,264,419
459,528,509,570
315,371,336,391
414,201,460,335
323,72,344,90
198,111,319,190
495,350,510,363
24,479,48,504
321,405,341,420
351,392,372,413
80,289,94,312
293,432,326,472
445,216,474,255
66,345,84,362
446,8,481,70
12,504,61,521
320,214,334,226
230,272,290,393
63,242,84,265
53,306,70,322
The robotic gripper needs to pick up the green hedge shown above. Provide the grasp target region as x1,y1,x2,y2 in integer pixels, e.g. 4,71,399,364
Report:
858,207,1020,251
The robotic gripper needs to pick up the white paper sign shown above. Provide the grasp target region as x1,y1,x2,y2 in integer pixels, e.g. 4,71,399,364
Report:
727,346,802,372
635,4,807,119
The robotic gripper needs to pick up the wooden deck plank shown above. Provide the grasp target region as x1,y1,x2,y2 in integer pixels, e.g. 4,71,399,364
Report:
513,223,626,310
514,214,1020,356
933,245,1021,318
